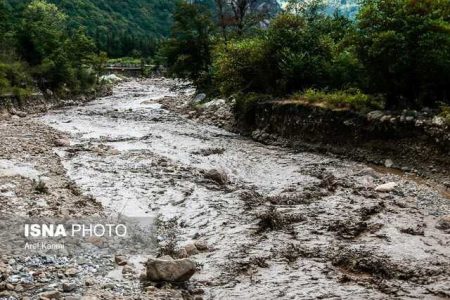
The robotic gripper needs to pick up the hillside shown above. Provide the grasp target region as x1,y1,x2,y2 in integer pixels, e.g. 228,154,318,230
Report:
4,0,177,57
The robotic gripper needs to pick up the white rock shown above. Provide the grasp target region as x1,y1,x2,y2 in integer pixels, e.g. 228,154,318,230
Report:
375,182,397,192
384,159,394,168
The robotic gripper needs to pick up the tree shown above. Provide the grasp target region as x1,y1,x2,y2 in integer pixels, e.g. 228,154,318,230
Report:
355,0,450,108
160,1,215,86
17,0,97,93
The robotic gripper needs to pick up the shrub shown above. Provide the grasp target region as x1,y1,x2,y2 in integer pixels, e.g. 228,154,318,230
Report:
440,106,450,125
212,37,273,95
293,88,385,113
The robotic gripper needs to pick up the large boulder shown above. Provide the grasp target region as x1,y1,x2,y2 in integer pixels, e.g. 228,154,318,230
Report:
146,257,196,282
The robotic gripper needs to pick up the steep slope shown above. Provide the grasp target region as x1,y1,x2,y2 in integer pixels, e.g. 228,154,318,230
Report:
5,0,177,57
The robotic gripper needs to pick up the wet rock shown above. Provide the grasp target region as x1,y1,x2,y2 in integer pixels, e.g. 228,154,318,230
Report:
39,290,61,299
146,257,196,282
54,138,71,147
204,169,228,185
114,255,127,266
436,215,450,232
375,182,397,192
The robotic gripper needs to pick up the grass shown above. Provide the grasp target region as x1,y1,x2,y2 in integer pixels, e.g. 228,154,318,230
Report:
291,88,385,113
439,105,450,125
33,179,49,194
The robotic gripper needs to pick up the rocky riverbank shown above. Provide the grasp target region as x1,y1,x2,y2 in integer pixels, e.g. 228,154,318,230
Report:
1,78,450,299
169,92,450,185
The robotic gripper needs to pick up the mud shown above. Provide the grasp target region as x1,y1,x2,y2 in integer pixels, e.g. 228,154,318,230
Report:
0,78,449,299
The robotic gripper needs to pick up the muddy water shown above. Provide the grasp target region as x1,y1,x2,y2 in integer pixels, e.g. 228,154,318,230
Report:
40,79,450,299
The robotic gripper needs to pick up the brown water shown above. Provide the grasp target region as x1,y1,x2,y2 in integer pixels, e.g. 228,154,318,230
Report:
40,78,450,299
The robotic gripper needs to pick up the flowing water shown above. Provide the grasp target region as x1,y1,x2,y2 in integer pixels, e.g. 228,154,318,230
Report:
40,78,450,299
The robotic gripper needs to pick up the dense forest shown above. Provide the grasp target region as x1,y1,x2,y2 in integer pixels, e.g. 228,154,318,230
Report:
1,0,450,114
3,0,177,57
0,0,104,98
162,0,450,112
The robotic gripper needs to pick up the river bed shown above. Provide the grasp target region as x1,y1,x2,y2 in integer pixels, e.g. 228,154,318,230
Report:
39,78,450,299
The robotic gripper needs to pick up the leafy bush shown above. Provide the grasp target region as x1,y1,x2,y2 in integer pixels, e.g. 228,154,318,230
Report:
0,61,32,99
212,37,272,95
267,13,334,93
293,88,384,113
440,106,450,125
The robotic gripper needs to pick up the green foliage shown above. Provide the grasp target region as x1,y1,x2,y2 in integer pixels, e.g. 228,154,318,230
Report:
267,12,334,92
15,0,97,93
0,61,32,98
160,2,215,87
212,37,272,95
355,0,450,108
440,106,450,125
293,88,384,112
6,0,177,58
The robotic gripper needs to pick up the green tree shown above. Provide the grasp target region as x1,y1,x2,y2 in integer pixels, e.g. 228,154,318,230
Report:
17,0,97,93
355,0,450,108
160,1,215,86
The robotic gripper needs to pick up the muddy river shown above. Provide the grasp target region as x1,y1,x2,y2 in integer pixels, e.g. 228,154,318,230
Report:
40,78,450,299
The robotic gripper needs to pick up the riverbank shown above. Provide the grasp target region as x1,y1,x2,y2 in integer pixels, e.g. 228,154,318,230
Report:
1,78,450,299
169,92,450,185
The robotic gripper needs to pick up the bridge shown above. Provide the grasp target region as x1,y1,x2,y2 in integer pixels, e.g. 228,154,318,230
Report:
105,64,155,76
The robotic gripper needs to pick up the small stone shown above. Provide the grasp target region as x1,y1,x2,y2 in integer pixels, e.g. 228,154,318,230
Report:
436,215,450,232
114,255,127,266
55,138,71,147
375,182,397,192
177,248,188,258
194,240,208,251
10,108,27,118
84,278,95,286
122,265,134,274
193,93,206,103
5,283,14,290
102,283,115,290
39,290,61,299
65,267,79,277
146,258,196,282
62,282,76,292
185,243,199,256
384,159,394,168
204,169,228,185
